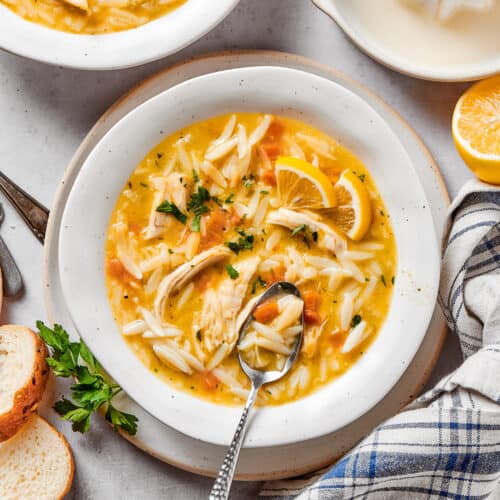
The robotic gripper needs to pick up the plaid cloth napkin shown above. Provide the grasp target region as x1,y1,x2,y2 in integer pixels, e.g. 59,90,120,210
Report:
261,180,500,499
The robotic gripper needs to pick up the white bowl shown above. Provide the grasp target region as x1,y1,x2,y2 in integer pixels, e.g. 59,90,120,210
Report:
0,0,238,70
58,66,440,447
313,0,500,81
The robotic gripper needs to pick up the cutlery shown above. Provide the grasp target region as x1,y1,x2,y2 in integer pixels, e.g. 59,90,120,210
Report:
0,203,24,297
0,171,49,244
209,282,304,500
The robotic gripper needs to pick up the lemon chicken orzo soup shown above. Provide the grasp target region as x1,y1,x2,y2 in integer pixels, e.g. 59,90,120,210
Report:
0,0,185,34
105,113,397,406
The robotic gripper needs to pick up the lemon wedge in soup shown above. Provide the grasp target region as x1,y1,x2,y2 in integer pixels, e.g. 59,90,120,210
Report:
275,156,337,209
329,170,372,241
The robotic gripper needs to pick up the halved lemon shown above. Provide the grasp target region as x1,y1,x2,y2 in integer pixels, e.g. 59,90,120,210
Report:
452,76,500,184
275,156,336,209
328,170,372,241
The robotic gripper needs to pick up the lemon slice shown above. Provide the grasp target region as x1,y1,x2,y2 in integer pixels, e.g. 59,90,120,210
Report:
452,76,500,184
328,170,372,241
275,156,336,209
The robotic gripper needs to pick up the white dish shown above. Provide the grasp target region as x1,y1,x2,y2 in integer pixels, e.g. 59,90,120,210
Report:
45,51,448,478
58,65,440,447
313,0,500,81
0,0,238,70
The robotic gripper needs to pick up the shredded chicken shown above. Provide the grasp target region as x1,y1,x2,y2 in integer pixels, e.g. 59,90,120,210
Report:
266,208,346,254
154,245,231,318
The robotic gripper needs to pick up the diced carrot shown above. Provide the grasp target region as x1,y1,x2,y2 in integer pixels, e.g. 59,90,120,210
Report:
194,270,213,292
261,169,277,187
200,208,229,250
106,258,130,281
262,264,285,284
128,222,143,234
253,301,279,324
229,207,242,226
265,120,285,142
262,143,282,161
201,371,219,391
329,334,344,349
303,291,322,325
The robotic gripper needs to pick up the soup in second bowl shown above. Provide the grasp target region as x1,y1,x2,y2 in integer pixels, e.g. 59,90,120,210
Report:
105,113,397,406
1,0,185,34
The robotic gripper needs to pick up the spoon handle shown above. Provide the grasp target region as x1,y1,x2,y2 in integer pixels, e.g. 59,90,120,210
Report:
0,171,49,244
209,384,260,500
0,235,23,297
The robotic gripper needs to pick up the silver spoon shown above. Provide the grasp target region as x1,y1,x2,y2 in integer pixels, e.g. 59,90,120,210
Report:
0,203,24,297
209,282,304,500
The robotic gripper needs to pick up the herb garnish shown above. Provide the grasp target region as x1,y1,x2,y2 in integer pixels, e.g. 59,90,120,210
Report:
243,174,256,188
351,314,362,328
391,276,395,285
187,186,211,232
37,321,138,435
291,224,306,236
224,193,235,204
192,169,200,183
156,201,187,224
226,264,240,279
381,275,387,287
225,229,254,254
196,330,202,342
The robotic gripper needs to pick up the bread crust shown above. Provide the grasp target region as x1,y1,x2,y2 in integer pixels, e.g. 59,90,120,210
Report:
0,326,49,442
37,415,75,500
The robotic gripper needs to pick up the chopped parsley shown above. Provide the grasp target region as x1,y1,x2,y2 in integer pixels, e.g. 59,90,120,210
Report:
260,190,269,195
391,276,395,285
157,152,164,159
357,173,366,182
381,275,387,287
226,264,240,279
187,186,211,232
140,182,149,188
312,231,318,242
351,314,362,328
225,229,254,255
156,201,187,224
192,169,200,183
196,330,202,342
224,193,235,204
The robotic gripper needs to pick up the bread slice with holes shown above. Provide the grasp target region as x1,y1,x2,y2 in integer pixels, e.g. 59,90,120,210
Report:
0,413,74,500
0,325,49,441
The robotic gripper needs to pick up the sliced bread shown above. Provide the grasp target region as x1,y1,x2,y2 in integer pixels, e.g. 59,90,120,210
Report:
0,414,74,500
0,325,49,441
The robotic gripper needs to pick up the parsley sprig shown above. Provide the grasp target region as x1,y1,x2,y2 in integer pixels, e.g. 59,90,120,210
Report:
37,321,138,435
187,185,211,232
225,229,254,254
156,201,187,224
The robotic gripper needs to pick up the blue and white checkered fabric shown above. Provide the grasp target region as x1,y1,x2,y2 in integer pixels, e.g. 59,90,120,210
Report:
261,180,500,499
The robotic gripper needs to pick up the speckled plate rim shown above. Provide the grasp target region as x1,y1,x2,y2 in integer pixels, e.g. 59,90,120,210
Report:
43,50,449,480
312,0,500,82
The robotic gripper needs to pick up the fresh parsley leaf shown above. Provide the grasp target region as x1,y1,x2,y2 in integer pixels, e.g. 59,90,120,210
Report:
37,321,69,353
37,322,139,436
191,214,202,232
225,230,254,254
156,201,187,224
351,314,362,328
105,404,138,435
187,186,211,232
291,224,306,236
226,264,239,279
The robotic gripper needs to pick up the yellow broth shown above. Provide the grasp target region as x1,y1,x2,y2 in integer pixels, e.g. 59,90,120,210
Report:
105,113,397,406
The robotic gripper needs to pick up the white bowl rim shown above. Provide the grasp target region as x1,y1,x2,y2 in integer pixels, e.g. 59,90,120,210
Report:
312,0,500,82
0,0,238,70
58,65,440,447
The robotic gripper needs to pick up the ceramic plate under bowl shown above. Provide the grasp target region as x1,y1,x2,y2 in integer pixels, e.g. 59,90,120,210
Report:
0,0,238,70
313,0,500,81
58,65,440,447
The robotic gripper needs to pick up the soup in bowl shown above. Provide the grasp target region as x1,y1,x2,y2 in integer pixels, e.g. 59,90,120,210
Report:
58,67,439,446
